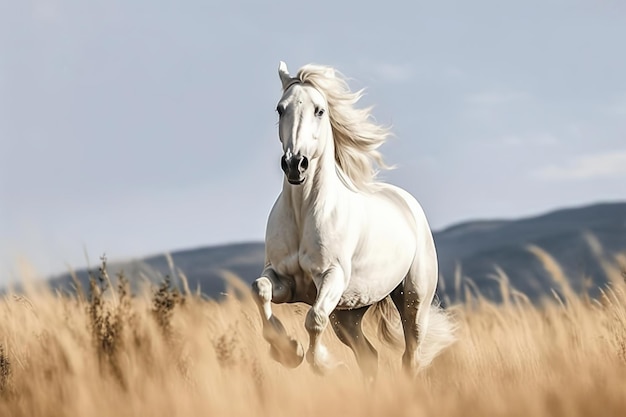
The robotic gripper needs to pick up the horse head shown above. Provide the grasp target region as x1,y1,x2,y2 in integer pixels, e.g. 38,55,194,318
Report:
275,61,332,185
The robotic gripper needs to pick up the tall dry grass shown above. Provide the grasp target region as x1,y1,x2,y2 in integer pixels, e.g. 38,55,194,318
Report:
1,252,626,417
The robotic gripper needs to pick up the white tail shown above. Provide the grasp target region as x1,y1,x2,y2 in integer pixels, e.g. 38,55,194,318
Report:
416,303,457,368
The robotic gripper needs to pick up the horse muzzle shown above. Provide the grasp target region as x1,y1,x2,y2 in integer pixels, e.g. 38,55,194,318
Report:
281,153,309,185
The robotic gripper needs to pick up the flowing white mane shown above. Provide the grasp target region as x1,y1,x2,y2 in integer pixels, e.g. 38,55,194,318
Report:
288,64,392,191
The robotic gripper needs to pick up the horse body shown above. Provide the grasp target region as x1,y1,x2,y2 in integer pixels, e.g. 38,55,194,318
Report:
268,174,424,303
252,62,455,378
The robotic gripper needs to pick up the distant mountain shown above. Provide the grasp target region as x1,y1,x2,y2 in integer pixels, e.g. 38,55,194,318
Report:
48,242,266,297
46,202,626,301
435,202,626,300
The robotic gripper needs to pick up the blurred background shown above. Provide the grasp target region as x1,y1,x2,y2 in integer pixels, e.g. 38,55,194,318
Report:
1,0,625,291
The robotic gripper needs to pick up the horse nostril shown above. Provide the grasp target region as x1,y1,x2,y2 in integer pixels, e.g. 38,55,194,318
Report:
299,156,309,171
281,155,288,173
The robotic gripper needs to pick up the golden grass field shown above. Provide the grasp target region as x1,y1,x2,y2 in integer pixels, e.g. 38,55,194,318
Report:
1,249,625,417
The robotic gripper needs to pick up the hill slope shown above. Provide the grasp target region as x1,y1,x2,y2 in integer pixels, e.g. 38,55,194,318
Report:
435,202,626,299
46,202,626,301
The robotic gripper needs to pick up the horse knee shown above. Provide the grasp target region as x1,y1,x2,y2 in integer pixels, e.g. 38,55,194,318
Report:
305,307,328,335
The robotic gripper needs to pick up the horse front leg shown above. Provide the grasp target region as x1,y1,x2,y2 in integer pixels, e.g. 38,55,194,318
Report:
252,267,304,368
305,266,345,374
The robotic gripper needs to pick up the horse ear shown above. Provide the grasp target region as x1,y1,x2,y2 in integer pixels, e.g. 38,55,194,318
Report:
278,61,292,89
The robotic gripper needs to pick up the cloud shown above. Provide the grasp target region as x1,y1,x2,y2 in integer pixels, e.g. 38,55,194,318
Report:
501,132,559,147
466,90,531,105
370,63,414,83
532,150,626,180
462,89,532,124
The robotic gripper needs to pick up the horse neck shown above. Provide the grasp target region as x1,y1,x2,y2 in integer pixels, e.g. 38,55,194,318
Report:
283,132,341,223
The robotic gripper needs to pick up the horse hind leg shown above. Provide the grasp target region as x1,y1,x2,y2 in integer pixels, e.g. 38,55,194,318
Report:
330,306,378,380
391,277,425,372
252,269,304,368
393,281,425,372
391,266,454,374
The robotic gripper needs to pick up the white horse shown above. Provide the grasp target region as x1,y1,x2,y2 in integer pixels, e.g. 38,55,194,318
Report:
252,62,455,378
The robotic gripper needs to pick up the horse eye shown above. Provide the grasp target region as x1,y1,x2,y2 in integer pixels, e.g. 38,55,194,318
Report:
276,104,285,116
315,107,325,118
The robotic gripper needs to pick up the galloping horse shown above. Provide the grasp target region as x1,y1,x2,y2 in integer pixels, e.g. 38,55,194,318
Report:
252,62,455,378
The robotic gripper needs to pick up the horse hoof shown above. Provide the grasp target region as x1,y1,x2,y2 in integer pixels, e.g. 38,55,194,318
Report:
270,339,304,368
310,360,346,376
306,347,345,375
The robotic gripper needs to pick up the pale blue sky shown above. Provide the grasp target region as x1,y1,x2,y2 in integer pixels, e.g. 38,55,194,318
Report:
1,0,625,282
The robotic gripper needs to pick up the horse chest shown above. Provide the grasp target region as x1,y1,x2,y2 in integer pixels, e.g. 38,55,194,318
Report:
268,220,335,282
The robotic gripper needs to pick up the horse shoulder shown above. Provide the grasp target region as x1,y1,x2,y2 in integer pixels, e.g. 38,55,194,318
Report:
265,196,300,274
